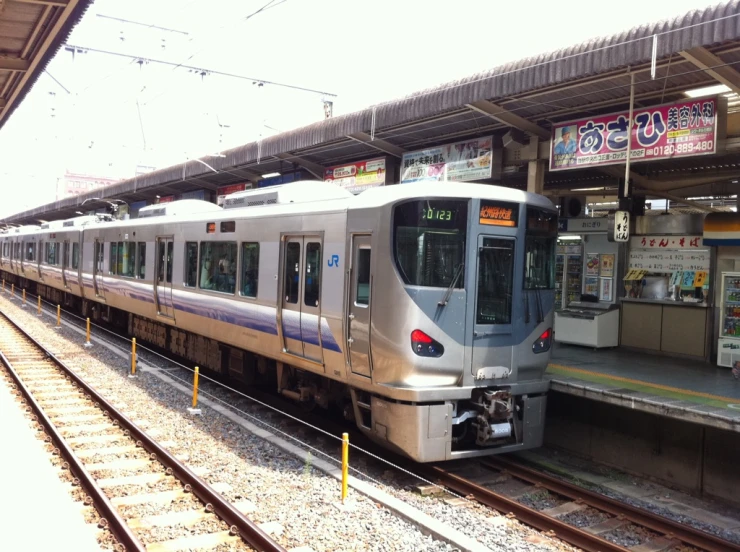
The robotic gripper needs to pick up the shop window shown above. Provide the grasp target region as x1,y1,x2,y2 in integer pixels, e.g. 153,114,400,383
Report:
240,242,259,298
199,241,237,293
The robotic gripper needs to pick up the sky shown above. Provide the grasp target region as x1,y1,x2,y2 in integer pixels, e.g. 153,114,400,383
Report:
0,0,723,217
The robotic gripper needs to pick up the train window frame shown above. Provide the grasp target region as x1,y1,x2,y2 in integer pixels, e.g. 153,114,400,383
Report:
72,243,80,270
120,242,136,278
475,238,515,326
239,242,259,299
392,199,468,289
109,242,118,275
283,242,301,305
304,242,321,307
355,247,371,307
166,241,173,284
523,207,558,291
137,242,146,279
184,242,198,287
199,241,237,294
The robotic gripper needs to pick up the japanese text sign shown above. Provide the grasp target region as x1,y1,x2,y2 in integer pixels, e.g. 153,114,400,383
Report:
550,97,719,171
479,200,518,227
401,136,493,183
324,157,386,194
613,211,630,242
630,236,704,249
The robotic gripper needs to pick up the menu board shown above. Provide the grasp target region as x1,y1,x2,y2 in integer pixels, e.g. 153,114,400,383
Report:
628,249,710,272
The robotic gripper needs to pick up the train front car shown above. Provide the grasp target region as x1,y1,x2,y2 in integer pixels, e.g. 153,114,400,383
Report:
350,183,557,462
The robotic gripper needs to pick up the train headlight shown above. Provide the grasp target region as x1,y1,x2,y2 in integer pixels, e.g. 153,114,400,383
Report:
411,330,444,358
532,328,552,354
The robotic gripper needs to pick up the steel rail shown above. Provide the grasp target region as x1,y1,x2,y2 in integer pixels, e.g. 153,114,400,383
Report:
423,464,630,552
484,457,740,552
0,349,145,552
0,311,288,552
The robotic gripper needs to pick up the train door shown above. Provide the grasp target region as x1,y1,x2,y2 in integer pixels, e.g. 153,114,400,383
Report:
470,235,515,378
280,235,323,364
155,237,175,318
93,239,105,299
62,240,70,288
348,234,372,377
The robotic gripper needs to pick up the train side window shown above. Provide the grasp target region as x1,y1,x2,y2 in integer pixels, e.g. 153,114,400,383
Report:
184,242,198,287
157,241,165,282
137,242,146,279
304,242,321,307
355,248,371,306
166,241,173,284
199,241,236,293
240,242,259,298
72,243,80,269
110,242,118,274
476,239,514,325
121,242,135,277
284,242,300,304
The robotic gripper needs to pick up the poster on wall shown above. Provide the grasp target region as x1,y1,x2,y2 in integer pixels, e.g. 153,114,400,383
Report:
599,277,613,302
600,254,615,277
324,157,387,194
550,96,719,171
586,253,600,276
401,136,493,183
585,277,599,296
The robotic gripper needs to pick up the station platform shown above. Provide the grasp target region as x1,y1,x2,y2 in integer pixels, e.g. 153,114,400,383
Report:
547,344,740,433
0,375,102,551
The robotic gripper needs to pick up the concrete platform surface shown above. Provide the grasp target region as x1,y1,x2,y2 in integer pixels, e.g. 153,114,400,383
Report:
548,344,740,432
0,375,102,551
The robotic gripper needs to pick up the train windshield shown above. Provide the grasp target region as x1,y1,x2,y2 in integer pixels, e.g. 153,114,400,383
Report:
524,207,558,290
393,199,468,288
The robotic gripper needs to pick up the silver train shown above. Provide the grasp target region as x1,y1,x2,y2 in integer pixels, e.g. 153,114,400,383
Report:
0,181,557,462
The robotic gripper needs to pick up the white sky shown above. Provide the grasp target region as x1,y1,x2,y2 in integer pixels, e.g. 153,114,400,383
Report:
0,0,721,217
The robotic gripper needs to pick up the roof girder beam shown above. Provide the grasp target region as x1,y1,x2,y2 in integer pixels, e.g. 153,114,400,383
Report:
0,57,30,72
680,47,740,95
466,100,550,140
275,153,325,180
11,0,69,5
347,132,407,158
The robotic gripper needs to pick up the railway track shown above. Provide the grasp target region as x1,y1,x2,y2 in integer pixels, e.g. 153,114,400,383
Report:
0,309,287,552
423,457,740,552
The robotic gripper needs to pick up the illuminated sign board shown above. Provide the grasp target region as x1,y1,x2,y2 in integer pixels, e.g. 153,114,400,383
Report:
479,200,518,227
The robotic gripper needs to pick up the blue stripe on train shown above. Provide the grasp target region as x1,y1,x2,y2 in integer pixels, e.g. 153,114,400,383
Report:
95,278,342,353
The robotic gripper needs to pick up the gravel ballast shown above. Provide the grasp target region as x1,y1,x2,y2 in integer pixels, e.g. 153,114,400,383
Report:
1,294,578,552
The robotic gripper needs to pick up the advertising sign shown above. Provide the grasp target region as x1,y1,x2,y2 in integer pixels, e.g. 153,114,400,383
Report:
550,96,719,171
324,157,386,194
158,195,175,203
401,136,493,183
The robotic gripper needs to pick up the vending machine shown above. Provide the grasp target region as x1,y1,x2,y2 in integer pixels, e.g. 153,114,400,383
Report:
555,240,583,310
717,271,740,368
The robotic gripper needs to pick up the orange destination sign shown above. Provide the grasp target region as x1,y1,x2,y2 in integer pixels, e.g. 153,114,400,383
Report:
479,200,518,227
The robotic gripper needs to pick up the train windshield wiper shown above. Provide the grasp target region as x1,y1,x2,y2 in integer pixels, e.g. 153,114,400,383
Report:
438,263,464,307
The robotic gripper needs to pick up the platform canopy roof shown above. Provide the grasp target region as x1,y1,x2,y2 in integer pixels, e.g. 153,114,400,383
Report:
6,0,740,223
0,0,93,129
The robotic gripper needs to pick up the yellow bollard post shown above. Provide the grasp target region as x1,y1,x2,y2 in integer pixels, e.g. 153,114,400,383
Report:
188,367,202,415
341,432,349,503
37,295,41,316
22,288,26,308
84,318,92,348
130,338,137,376
11,283,14,298
56,304,61,328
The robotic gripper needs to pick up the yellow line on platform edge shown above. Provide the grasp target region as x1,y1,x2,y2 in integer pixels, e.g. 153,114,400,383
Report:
548,363,739,404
